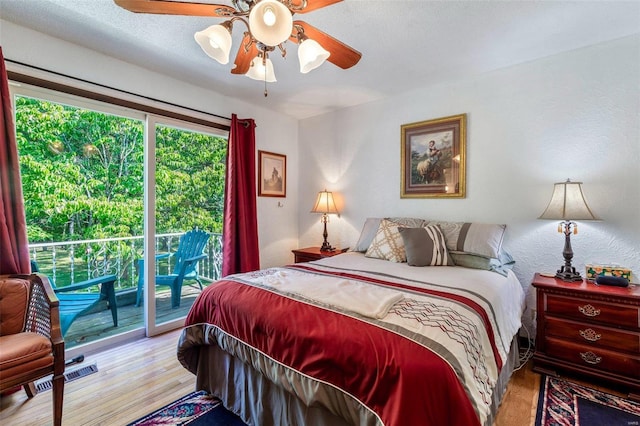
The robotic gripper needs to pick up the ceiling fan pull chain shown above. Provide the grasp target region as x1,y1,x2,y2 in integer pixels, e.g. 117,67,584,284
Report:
263,54,268,97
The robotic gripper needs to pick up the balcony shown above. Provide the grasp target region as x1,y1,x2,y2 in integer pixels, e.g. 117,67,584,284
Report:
29,232,222,348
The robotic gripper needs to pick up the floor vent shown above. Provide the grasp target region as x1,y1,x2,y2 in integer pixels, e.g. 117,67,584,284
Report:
35,364,98,393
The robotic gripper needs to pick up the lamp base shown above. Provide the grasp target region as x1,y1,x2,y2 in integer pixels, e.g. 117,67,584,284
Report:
554,221,583,282
320,241,335,252
555,265,583,282
319,213,334,252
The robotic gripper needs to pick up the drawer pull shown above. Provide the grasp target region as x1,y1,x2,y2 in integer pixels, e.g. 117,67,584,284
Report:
580,351,602,365
578,304,600,317
579,328,601,342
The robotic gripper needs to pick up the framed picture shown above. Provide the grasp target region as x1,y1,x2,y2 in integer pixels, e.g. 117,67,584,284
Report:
258,150,286,197
400,113,466,198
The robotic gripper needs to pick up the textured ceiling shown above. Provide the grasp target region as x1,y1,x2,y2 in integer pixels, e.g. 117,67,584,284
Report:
1,0,639,119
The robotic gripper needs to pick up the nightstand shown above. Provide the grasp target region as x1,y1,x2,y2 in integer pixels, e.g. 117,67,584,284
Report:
291,247,348,263
532,273,640,400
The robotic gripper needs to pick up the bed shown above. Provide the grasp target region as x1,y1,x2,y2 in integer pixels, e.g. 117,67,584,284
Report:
177,219,526,426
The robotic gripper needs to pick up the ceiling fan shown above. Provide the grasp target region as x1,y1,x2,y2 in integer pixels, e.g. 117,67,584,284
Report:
113,0,362,95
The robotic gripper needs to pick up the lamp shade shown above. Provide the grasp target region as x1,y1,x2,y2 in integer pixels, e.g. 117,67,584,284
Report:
538,179,600,221
310,190,339,214
246,56,277,82
298,38,330,74
194,23,233,65
248,0,293,46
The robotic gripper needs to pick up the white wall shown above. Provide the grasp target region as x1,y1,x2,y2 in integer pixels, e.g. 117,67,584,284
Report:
298,35,640,332
1,20,299,268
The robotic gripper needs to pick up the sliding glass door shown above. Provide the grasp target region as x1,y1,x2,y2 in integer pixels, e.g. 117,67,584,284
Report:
12,83,227,349
144,119,226,333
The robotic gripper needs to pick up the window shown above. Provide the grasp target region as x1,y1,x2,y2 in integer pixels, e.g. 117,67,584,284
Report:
12,81,228,353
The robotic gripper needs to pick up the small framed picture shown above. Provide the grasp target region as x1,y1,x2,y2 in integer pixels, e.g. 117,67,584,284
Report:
258,150,286,197
400,113,466,198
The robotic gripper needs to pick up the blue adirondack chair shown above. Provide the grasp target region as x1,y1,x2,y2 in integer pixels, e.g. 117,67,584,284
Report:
136,229,210,309
31,261,118,336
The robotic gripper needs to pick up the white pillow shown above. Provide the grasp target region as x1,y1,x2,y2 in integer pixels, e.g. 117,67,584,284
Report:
353,218,382,252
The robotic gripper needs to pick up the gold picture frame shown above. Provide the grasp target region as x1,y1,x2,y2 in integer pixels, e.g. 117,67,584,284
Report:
400,113,466,198
258,150,286,197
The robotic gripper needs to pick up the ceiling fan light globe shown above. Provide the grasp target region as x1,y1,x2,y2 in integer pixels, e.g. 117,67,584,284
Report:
246,57,277,82
194,24,232,65
249,0,292,46
298,38,330,73
263,6,276,26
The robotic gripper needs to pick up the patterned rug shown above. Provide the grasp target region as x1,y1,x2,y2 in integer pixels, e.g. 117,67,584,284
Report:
535,375,640,426
127,391,246,425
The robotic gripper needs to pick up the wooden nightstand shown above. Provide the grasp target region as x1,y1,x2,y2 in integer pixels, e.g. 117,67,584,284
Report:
292,247,348,263
532,273,640,400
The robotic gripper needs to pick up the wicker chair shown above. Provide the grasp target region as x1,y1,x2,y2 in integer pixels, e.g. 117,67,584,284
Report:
0,273,65,426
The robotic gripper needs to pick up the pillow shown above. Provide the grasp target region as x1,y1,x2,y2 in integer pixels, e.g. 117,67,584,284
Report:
353,217,426,252
365,219,407,263
387,217,427,228
449,250,516,276
398,225,453,266
499,250,516,268
427,221,506,259
353,218,382,252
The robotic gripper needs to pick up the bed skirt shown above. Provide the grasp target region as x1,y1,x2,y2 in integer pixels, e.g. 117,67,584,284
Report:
181,327,520,426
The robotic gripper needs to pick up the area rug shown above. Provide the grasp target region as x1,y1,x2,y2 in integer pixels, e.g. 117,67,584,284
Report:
127,390,246,425
535,375,640,426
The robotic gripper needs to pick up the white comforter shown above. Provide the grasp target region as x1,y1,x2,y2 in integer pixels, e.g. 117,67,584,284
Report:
305,252,527,423
314,252,526,359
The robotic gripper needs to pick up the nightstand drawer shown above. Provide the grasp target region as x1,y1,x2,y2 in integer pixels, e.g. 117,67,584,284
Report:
545,337,640,378
546,294,640,329
546,317,640,353
533,274,640,397
294,253,321,263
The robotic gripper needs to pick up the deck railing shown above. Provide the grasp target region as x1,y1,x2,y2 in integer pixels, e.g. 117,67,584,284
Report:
28,232,223,291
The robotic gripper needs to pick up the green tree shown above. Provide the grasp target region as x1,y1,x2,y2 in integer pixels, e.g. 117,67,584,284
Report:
15,96,227,243
156,125,226,234
16,96,145,241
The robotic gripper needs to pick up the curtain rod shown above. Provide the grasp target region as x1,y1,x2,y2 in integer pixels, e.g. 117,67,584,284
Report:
6,58,231,130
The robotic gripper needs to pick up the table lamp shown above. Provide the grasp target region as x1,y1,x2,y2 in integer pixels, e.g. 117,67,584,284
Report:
538,179,600,282
310,189,339,252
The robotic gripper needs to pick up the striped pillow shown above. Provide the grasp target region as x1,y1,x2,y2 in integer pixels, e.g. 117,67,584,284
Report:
398,225,452,266
426,221,506,259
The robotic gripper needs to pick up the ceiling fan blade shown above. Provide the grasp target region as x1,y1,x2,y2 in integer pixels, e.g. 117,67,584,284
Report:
290,0,343,13
231,33,260,75
290,21,361,69
114,0,236,17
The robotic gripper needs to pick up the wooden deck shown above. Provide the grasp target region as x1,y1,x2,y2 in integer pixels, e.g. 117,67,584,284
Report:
63,284,205,348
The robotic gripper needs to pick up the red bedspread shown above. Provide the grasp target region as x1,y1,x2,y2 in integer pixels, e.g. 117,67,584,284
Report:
185,274,481,425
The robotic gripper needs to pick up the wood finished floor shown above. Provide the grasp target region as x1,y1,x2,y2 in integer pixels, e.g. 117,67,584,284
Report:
0,330,622,426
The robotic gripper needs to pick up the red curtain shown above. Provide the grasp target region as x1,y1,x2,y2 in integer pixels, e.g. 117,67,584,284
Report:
222,114,260,276
0,47,30,275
